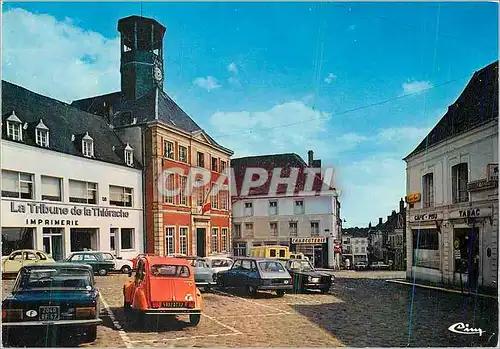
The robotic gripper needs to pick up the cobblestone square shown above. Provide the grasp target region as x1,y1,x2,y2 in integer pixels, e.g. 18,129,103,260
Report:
2,272,498,347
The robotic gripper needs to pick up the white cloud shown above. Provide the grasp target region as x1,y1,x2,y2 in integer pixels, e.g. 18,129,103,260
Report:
402,80,434,95
227,62,238,74
338,132,369,144
2,8,121,103
348,24,356,31
324,73,337,84
376,127,430,145
193,76,221,91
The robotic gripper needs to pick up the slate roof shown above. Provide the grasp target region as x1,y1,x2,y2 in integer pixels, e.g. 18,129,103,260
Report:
342,228,369,238
231,153,335,197
71,88,233,154
1,80,141,169
404,61,499,160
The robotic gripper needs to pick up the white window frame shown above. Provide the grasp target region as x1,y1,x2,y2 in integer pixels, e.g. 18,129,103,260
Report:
7,121,22,141
109,185,133,207
268,201,278,215
164,172,175,204
294,200,305,215
165,226,175,255
422,173,434,208
164,140,174,159
220,160,227,174
452,163,469,204
120,228,134,250
179,175,188,206
178,145,188,163
179,227,188,255
220,188,228,210
269,222,278,237
1,170,34,199
36,128,49,147
197,152,205,167
211,157,218,172
310,221,320,236
41,175,62,202
211,227,219,253
82,139,94,157
195,179,204,206
125,150,133,166
244,222,254,237
233,224,241,239
211,183,219,209
221,228,228,252
69,179,98,204
289,221,298,237
244,202,253,216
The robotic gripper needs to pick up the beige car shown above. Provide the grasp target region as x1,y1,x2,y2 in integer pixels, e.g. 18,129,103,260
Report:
1,249,55,275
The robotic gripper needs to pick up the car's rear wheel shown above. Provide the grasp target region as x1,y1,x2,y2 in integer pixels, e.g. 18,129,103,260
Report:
98,268,108,276
85,326,97,343
276,290,285,297
246,284,257,296
189,314,201,326
121,265,131,274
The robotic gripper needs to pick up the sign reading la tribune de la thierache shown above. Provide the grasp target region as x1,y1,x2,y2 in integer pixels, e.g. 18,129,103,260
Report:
8,201,130,226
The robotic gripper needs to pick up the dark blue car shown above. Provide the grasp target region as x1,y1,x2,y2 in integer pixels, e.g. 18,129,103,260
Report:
2,263,102,346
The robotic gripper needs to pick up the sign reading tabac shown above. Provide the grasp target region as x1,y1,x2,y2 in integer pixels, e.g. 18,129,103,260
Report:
449,207,492,220
291,237,327,244
405,193,421,204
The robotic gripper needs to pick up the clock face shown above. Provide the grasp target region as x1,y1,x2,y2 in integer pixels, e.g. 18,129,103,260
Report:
154,66,163,82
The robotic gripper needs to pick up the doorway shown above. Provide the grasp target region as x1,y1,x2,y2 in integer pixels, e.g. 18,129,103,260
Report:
196,228,206,257
454,227,480,288
42,228,64,261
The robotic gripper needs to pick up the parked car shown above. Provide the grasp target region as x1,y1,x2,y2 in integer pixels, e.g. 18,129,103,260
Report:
99,251,133,274
354,262,368,271
182,256,217,291
204,256,233,274
64,252,114,276
216,257,293,297
1,250,55,276
370,261,391,270
123,255,203,329
284,259,334,293
130,253,157,270
2,263,102,346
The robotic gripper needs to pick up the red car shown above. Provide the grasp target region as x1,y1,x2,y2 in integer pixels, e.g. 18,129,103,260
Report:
130,253,156,270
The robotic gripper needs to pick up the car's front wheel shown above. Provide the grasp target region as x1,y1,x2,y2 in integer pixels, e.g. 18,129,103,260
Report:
121,265,131,274
276,290,285,297
85,326,97,343
246,284,257,296
189,314,201,326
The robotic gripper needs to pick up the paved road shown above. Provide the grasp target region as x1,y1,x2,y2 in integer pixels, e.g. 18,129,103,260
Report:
2,272,497,347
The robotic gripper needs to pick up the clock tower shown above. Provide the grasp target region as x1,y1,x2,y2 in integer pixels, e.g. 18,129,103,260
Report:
118,16,166,102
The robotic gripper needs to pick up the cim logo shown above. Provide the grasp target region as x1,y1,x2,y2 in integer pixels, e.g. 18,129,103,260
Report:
25,309,38,318
448,322,485,336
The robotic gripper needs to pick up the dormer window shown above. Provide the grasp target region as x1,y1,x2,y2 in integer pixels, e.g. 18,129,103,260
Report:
124,143,134,166
6,111,22,141
82,132,94,157
35,119,49,147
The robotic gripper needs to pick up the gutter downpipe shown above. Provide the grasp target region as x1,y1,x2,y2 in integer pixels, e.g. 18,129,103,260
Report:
142,125,147,254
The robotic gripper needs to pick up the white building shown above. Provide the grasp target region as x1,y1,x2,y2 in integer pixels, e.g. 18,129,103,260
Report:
1,81,144,260
404,61,498,289
231,152,341,268
341,229,369,266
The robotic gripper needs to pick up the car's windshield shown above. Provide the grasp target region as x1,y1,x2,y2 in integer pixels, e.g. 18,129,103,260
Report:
211,259,232,268
258,261,286,273
151,264,190,277
188,259,208,268
289,260,314,271
19,268,92,291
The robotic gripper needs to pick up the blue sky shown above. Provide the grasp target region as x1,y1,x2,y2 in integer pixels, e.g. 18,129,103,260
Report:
2,1,498,227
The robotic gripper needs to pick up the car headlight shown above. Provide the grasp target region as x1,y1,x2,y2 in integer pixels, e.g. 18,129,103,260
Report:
185,293,193,301
330,276,335,281
308,276,312,282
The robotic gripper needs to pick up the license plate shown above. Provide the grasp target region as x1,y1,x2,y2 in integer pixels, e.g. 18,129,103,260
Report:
161,301,185,308
312,278,321,283
39,306,60,321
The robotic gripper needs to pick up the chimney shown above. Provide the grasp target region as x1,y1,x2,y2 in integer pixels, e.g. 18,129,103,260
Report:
392,210,396,216
400,198,405,213
379,217,383,225
308,150,314,166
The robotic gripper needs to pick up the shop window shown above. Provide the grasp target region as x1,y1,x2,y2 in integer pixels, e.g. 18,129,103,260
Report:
412,229,440,269
294,200,305,214
179,176,188,205
244,202,253,216
289,222,298,237
41,176,62,201
270,222,278,236
452,163,469,203
233,224,241,239
70,228,98,252
211,228,219,253
453,228,480,274
1,228,35,255
244,223,254,237
221,228,228,252
1,170,34,199
121,228,134,250
164,141,174,159
69,180,97,204
269,201,278,215
166,227,175,255
109,185,133,207
310,221,320,236
422,173,434,208
178,145,188,163
179,227,188,255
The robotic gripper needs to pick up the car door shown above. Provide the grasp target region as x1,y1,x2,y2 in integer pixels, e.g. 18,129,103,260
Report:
23,251,41,268
83,253,100,272
247,260,260,286
101,252,117,269
224,259,242,287
3,251,24,273
239,260,253,286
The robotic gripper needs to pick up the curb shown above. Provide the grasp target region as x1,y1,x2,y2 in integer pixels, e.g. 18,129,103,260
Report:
386,279,498,299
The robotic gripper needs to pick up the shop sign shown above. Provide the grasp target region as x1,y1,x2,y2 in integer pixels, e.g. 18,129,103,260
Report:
411,213,442,222
467,179,498,192
291,237,327,244
487,164,498,181
405,193,421,204
9,201,130,226
449,207,492,220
